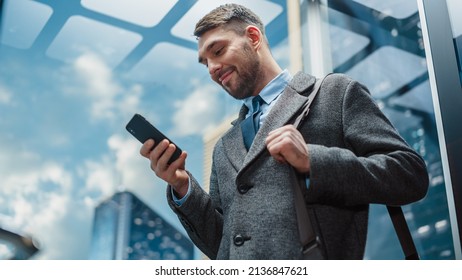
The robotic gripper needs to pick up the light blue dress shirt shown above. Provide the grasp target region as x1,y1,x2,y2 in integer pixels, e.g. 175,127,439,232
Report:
242,69,292,124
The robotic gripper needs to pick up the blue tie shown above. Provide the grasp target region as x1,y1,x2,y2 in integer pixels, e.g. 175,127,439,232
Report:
241,95,264,150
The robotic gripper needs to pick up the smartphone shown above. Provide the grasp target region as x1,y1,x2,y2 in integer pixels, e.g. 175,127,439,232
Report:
126,113,182,164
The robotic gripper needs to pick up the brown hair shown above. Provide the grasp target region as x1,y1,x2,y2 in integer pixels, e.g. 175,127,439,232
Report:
194,3,266,40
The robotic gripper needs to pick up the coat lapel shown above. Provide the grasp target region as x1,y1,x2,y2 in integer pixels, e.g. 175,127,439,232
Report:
221,72,317,172
220,105,248,172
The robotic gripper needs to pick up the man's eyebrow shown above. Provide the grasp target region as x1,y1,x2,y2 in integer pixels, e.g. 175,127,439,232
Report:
198,41,217,64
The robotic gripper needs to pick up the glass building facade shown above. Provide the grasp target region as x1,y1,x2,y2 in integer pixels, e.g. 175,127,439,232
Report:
301,0,453,260
90,191,194,260
0,0,460,259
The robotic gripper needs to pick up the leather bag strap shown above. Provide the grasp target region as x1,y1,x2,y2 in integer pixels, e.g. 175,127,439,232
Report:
292,76,325,128
291,75,328,258
387,206,420,259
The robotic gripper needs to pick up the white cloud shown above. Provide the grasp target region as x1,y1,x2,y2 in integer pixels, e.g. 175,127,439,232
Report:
108,135,148,185
0,84,12,104
70,52,143,122
78,156,118,199
0,140,93,259
171,83,223,137
30,193,93,260
0,243,14,260
74,52,120,97
2,153,72,201
77,134,154,200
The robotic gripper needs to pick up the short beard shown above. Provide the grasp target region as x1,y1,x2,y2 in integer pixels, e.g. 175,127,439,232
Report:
224,42,261,100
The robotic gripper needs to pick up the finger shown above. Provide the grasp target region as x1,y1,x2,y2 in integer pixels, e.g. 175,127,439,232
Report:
149,140,170,171
267,132,303,163
266,124,298,145
266,131,293,152
156,143,177,169
266,130,288,148
140,139,155,158
266,138,285,161
266,127,285,144
265,132,279,146
267,124,295,136
167,151,187,172
163,151,188,185
271,150,287,164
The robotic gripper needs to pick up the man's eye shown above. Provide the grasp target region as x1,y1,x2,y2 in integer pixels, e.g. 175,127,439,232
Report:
215,48,223,56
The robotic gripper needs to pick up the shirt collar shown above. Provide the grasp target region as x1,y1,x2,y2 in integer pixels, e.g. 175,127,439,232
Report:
243,69,292,109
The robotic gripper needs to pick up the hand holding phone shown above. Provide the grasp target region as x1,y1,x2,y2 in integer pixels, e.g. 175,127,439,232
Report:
126,113,182,164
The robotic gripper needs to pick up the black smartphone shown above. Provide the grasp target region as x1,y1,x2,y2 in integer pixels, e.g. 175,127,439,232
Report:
126,113,182,164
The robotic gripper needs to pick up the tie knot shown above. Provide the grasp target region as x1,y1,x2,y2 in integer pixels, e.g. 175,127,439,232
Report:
251,95,264,113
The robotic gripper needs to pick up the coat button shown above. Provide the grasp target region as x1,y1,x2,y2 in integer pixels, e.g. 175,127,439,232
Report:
238,184,252,194
233,234,251,246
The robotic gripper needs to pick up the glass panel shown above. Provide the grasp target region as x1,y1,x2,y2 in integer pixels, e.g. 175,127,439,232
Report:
0,0,288,259
320,0,454,259
0,0,53,49
46,16,142,67
352,0,418,19
81,0,178,27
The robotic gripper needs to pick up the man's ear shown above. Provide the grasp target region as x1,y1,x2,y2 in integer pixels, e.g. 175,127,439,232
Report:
246,25,263,50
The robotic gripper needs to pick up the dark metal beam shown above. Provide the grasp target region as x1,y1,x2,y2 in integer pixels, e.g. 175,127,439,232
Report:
0,228,39,260
419,0,462,259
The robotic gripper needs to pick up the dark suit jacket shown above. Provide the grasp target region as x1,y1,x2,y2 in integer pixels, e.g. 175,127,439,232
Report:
167,72,429,259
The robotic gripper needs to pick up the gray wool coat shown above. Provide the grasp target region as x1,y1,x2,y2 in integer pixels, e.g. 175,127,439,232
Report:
167,72,429,260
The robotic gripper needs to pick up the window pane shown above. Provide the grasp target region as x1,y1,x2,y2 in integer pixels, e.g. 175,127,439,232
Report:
321,0,454,259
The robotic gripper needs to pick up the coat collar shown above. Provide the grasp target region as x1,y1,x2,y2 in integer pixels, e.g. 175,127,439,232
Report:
221,72,317,173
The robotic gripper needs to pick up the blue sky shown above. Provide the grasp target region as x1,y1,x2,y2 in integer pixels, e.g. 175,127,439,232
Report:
0,0,287,259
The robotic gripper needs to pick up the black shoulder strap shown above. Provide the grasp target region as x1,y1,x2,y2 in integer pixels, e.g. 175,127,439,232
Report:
292,75,327,128
387,206,420,259
291,74,329,259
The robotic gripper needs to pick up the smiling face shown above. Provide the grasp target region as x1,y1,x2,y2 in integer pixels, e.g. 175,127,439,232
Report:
198,27,262,100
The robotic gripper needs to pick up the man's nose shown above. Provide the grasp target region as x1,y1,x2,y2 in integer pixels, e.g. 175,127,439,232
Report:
208,60,221,77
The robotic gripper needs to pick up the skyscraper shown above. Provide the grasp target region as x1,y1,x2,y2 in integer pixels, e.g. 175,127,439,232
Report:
89,191,194,260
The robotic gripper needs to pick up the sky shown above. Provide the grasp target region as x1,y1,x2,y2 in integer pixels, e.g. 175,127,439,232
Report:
0,0,288,259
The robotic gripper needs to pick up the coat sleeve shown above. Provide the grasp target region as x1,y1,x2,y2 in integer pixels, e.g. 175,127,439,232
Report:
306,76,429,206
166,168,223,259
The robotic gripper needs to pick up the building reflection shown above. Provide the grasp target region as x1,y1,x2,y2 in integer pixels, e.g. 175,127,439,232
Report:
89,191,194,260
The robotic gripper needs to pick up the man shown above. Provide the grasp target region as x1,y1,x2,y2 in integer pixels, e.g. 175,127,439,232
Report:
140,4,429,259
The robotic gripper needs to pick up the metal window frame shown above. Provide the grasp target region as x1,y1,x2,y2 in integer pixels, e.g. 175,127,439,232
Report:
418,0,462,259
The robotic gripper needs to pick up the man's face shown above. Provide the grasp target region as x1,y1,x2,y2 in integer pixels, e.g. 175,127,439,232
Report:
198,27,261,100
